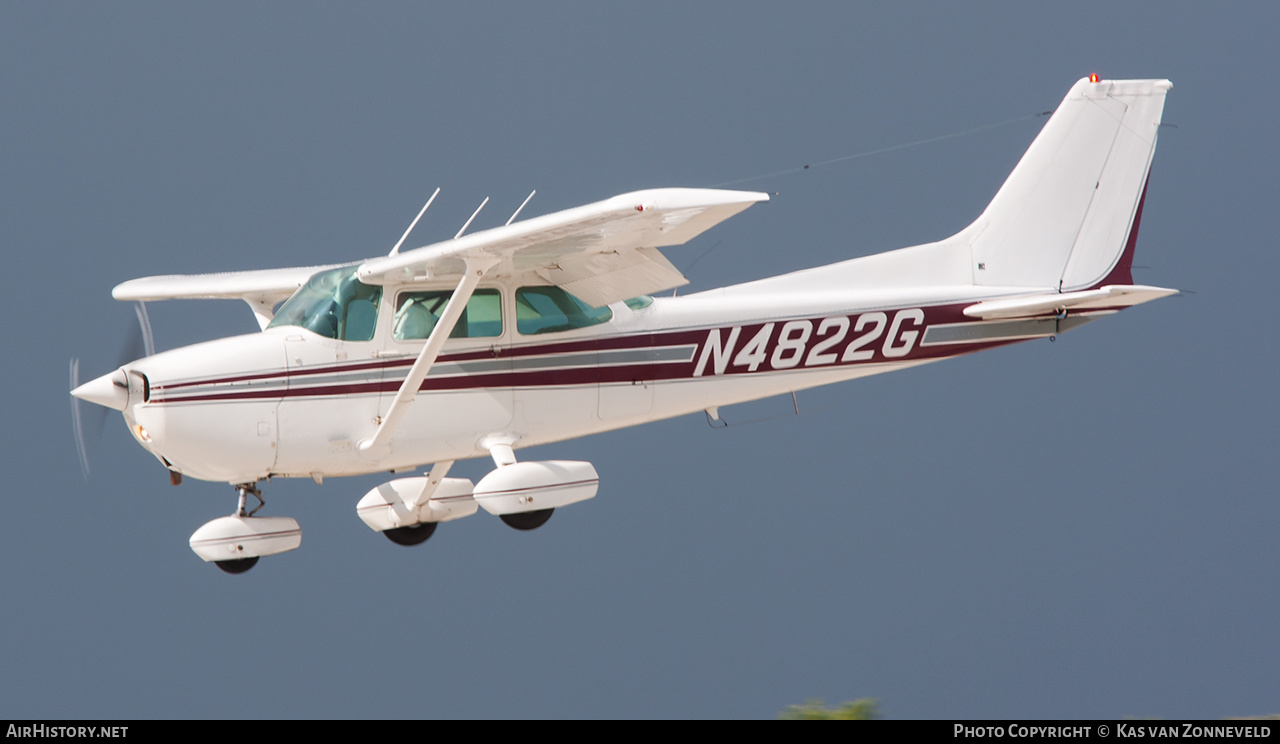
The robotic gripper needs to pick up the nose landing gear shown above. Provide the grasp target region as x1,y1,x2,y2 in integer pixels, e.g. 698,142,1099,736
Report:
189,482,302,574
235,483,265,517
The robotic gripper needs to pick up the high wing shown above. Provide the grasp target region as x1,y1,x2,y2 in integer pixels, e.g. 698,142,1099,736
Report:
356,188,770,307
112,263,346,330
109,188,769,328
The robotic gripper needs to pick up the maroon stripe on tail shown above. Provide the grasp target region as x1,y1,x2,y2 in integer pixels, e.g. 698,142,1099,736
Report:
1093,176,1149,288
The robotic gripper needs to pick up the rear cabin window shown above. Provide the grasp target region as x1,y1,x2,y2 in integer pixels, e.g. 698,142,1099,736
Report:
393,288,502,340
515,286,613,335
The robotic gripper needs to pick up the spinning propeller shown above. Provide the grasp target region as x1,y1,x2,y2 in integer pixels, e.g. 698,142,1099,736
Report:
70,302,155,479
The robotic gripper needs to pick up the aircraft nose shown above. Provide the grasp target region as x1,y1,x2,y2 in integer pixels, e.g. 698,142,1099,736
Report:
71,369,130,411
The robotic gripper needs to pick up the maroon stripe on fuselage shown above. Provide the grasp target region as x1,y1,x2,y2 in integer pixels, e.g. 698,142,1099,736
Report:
155,358,390,391
149,300,1045,404
154,330,683,392
154,336,1024,404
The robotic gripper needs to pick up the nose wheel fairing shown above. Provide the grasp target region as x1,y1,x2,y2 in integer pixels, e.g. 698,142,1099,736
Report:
189,484,300,572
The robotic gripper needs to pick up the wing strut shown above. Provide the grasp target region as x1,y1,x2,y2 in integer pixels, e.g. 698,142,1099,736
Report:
407,460,454,508
358,257,498,457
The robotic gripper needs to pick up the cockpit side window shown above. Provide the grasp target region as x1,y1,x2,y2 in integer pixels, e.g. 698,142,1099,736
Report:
515,286,613,335
340,285,380,341
267,264,382,341
393,288,502,340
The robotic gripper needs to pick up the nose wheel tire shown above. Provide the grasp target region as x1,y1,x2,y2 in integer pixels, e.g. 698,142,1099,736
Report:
499,508,554,531
383,522,437,546
214,557,259,574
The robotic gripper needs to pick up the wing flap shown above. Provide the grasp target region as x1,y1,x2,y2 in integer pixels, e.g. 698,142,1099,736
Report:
540,246,688,307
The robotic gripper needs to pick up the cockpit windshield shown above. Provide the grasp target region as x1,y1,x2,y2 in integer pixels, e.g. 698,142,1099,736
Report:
267,264,382,341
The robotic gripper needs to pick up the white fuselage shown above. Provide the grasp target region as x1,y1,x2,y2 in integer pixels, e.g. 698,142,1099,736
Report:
120,271,1090,485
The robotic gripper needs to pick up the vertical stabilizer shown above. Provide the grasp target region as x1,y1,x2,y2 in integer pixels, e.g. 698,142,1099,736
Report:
969,77,1171,291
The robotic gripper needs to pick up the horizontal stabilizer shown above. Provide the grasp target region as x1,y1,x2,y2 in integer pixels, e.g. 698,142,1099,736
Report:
963,284,1178,320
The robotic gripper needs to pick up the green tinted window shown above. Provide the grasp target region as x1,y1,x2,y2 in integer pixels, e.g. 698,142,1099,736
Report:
393,288,502,340
268,264,382,341
515,286,613,335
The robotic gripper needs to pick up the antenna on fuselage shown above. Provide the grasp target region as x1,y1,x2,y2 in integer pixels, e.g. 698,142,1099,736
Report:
505,190,536,225
389,187,441,256
454,196,490,239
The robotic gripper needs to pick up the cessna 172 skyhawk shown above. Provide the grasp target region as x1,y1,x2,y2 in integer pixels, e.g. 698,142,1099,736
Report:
72,77,1176,573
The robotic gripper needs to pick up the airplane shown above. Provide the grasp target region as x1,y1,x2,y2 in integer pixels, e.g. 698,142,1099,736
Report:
71,76,1176,574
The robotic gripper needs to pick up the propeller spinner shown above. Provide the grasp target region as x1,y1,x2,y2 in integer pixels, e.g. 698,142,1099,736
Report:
69,302,155,478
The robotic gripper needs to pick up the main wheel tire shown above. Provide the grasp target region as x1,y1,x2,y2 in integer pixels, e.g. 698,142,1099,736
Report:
214,557,259,574
499,508,555,531
383,522,437,546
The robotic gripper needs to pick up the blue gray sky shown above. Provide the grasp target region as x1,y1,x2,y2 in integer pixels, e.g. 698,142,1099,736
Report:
4,2,1277,719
